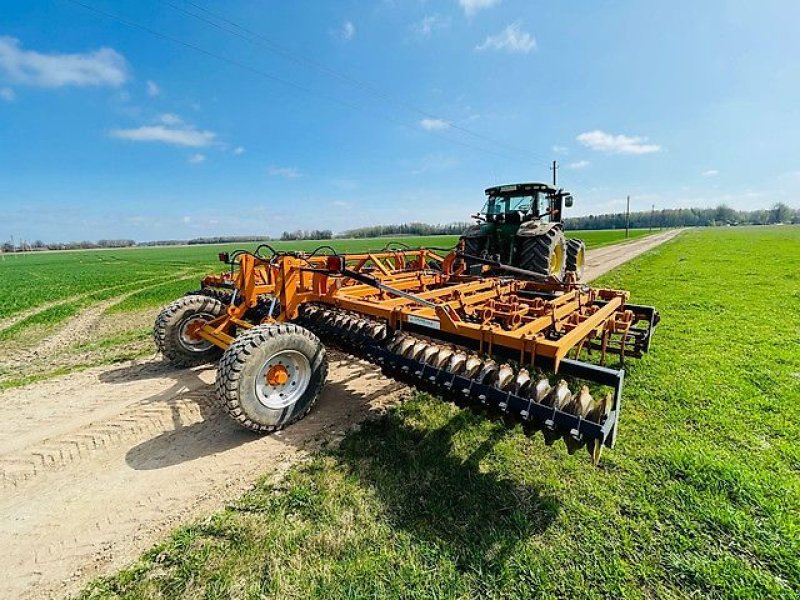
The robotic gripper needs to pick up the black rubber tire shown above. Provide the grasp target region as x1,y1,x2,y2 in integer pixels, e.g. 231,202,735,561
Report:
154,294,226,367
190,287,233,305
461,235,487,258
566,238,586,280
517,229,567,280
215,324,328,433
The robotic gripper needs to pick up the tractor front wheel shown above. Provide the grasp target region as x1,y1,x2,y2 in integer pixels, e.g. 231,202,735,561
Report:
215,324,328,433
154,294,227,367
518,229,567,280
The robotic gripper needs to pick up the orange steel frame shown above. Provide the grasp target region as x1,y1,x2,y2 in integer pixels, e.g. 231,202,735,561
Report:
194,249,636,373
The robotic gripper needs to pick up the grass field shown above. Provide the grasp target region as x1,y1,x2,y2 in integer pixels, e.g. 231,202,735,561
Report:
0,229,651,321
75,227,800,599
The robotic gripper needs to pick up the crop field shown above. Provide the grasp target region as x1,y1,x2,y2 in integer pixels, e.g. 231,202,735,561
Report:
0,229,653,391
72,226,800,599
0,229,650,322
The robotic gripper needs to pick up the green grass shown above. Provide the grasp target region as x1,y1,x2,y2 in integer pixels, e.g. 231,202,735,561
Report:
76,226,799,599
0,230,651,322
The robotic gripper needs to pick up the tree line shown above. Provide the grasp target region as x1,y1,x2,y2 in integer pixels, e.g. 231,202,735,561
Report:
564,203,798,230
3,203,796,252
336,222,472,239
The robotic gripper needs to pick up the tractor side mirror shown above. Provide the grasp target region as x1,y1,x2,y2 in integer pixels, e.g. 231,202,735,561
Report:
564,195,574,208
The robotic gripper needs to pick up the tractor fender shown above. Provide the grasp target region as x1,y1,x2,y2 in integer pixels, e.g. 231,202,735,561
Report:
515,221,563,238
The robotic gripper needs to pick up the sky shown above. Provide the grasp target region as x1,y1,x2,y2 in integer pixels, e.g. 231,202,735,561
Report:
0,0,799,243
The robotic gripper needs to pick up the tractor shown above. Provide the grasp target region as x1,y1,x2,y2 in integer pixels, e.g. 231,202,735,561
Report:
459,182,586,281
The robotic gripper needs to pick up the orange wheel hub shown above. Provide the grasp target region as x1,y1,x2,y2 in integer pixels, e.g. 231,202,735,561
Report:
265,364,290,386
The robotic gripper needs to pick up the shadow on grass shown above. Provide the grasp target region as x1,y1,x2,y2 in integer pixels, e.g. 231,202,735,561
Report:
335,402,560,573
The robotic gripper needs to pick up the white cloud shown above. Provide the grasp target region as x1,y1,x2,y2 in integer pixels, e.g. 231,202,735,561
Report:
419,118,448,131
702,169,719,177
158,113,183,126
0,36,127,88
188,153,206,164
576,130,661,155
567,160,590,170
0,87,14,102
552,145,568,154
146,80,160,97
459,0,501,16
476,22,536,54
412,15,450,37
110,114,217,147
233,146,245,155
268,165,301,178
333,21,356,41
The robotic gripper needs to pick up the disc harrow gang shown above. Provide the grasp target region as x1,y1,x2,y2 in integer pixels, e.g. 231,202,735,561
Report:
155,245,659,465
298,305,618,464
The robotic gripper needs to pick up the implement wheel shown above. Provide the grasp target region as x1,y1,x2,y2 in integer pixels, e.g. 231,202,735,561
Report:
154,294,226,367
566,238,586,280
215,324,328,433
517,229,567,280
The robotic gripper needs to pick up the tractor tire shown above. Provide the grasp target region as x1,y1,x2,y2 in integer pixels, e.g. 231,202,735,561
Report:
461,235,487,258
517,229,567,280
215,324,328,433
566,238,586,280
191,287,233,305
154,294,227,367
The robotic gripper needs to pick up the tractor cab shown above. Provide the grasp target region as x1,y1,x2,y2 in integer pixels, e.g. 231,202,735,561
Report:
480,182,573,225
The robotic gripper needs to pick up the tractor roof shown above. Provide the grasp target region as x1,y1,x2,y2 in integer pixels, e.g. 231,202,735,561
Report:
484,182,558,196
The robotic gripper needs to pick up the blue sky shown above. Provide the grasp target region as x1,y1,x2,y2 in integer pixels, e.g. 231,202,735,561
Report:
1,0,798,242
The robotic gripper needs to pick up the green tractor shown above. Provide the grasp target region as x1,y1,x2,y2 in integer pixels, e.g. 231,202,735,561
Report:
459,182,586,281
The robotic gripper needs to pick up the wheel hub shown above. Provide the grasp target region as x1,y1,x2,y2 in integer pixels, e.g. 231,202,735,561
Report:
265,364,290,386
177,313,216,352
255,350,311,410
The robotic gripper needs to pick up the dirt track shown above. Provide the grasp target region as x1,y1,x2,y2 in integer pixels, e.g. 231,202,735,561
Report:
0,229,680,599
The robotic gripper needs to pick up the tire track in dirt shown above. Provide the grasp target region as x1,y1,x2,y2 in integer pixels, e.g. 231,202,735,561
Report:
0,231,682,600
1,270,203,367
0,353,405,599
0,270,203,335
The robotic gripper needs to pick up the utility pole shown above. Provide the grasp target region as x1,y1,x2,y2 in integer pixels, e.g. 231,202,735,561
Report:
550,160,558,186
650,205,655,231
625,195,631,239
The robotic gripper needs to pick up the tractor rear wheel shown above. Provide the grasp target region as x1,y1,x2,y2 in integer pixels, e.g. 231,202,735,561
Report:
566,238,586,280
517,229,567,280
215,324,327,433
154,294,227,367
462,235,487,258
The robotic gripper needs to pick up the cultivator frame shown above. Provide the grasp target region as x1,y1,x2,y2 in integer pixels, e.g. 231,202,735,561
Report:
166,246,659,463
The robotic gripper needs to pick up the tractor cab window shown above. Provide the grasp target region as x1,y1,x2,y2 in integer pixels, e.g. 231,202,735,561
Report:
534,191,552,218
482,195,533,216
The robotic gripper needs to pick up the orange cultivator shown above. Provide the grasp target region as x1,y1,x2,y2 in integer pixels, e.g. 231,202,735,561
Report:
155,245,658,464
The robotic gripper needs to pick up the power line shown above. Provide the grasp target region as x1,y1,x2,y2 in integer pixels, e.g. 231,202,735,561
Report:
162,0,555,168
64,0,547,168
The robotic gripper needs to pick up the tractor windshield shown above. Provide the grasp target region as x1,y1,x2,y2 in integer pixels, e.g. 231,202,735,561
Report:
482,195,533,216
